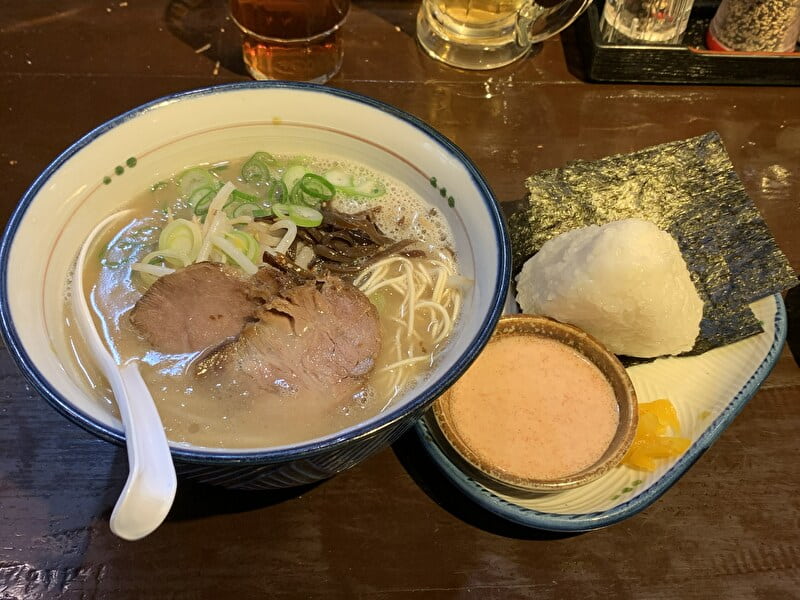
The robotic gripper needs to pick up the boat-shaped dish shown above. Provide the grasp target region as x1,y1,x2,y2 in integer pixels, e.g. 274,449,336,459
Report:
413,293,786,531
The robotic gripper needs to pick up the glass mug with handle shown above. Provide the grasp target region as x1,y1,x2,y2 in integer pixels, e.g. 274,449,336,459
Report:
417,0,594,70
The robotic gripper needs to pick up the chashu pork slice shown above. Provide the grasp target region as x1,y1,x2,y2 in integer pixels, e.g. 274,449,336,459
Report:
130,262,281,354
195,276,382,403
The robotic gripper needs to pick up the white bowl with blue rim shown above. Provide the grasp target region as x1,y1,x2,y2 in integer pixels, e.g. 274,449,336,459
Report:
0,82,511,490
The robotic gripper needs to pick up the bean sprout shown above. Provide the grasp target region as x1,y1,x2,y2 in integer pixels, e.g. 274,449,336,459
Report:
269,219,297,255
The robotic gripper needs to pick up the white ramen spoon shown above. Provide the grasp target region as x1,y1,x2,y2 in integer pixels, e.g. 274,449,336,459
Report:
73,212,177,541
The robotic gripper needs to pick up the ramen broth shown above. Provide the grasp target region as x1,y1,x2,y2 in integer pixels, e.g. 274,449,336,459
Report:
65,154,460,448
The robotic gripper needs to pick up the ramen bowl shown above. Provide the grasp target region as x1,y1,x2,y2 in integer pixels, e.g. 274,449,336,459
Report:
0,82,510,490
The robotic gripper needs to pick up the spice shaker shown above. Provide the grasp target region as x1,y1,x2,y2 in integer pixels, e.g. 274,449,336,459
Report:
707,0,800,52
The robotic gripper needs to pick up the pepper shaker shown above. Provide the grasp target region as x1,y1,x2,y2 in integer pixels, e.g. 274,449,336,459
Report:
707,0,800,52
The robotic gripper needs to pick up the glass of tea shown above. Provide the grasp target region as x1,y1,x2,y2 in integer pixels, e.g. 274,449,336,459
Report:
229,0,350,83
416,0,594,70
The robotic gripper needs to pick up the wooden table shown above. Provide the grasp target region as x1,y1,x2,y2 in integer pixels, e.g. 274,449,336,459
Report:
1,1,798,597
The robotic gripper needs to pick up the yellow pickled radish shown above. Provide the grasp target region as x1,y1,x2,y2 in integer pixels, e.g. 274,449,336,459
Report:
634,436,691,458
623,398,691,471
623,448,657,472
637,412,666,437
639,398,680,433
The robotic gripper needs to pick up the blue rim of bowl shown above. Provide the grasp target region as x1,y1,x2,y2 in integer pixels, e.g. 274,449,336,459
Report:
413,293,787,532
0,81,511,464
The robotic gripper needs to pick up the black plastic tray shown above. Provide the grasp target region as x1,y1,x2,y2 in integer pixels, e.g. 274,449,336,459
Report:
571,1,800,85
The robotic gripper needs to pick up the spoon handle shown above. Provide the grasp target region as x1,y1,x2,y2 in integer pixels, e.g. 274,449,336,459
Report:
73,213,177,541
109,363,177,541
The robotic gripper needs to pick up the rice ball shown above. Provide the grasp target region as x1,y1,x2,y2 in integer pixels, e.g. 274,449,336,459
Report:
515,218,703,358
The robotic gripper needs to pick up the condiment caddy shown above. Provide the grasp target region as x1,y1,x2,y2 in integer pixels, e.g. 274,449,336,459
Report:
569,1,800,85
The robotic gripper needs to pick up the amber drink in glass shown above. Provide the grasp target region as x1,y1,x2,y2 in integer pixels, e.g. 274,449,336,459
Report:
416,0,594,70
229,0,350,83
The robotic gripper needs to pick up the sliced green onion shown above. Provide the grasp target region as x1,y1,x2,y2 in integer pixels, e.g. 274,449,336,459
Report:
232,202,269,218
299,173,335,200
288,205,323,228
224,230,260,262
289,182,308,206
158,218,202,262
192,188,216,216
323,169,353,189
178,167,217,198
210,234,258,275
282,164,307,193
225,190,267,217
288,183,321,209
272,203,291,220
241,155,271,183
252,151,279,168
187,185,213,207
140,248,189,269
231,189,260,204
267,179,289,204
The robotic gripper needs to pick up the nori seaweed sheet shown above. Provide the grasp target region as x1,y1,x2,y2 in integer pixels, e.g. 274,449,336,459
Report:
508,131,798,356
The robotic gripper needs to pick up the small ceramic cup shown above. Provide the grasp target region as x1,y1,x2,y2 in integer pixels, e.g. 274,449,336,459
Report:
429,314,638,495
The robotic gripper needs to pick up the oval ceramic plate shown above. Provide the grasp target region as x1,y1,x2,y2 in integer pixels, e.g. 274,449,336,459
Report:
413,293,786,531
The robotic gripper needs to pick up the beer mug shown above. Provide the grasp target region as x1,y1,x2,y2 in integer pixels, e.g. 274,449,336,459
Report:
417,0,594,70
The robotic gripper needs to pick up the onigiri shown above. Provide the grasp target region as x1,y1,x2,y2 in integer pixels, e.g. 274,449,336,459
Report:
515,218,703,358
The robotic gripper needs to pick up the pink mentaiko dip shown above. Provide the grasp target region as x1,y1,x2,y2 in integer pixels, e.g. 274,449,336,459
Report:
447,334,619,481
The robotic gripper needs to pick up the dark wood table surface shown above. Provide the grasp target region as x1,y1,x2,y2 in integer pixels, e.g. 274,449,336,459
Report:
1,1,799,598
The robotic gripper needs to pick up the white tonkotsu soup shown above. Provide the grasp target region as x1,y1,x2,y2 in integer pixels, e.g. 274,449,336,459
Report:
66,153,465,448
